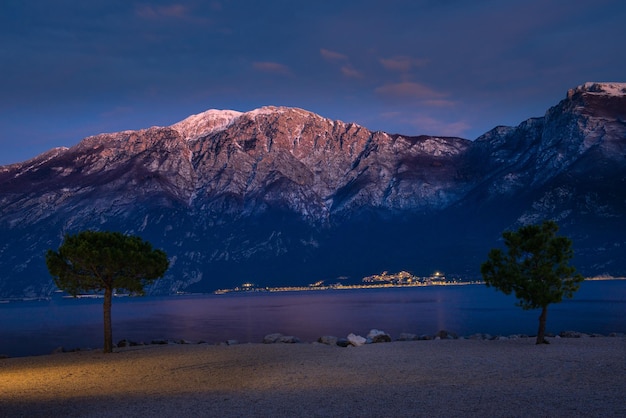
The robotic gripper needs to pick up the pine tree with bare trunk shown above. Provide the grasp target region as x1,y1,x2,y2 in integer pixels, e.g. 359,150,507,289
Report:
46,231,168,353
481,220,584,344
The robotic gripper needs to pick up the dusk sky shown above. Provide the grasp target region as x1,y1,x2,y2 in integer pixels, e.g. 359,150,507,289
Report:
1,0,625,165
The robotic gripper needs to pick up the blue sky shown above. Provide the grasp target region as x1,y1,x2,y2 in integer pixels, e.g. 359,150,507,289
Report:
1,0,625,165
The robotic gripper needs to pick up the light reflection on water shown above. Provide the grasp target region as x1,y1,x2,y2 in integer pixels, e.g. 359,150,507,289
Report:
0,280,624,357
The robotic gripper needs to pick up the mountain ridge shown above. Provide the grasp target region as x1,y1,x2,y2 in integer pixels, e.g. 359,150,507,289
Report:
0,82,624,297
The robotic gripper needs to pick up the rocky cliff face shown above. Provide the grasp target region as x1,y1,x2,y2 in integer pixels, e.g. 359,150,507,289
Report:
1,83,625,297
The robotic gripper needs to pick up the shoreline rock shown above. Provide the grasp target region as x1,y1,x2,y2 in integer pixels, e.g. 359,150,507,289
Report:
5,328,624,359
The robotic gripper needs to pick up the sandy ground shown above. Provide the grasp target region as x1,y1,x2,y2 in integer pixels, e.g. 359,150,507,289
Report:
1,337,625,417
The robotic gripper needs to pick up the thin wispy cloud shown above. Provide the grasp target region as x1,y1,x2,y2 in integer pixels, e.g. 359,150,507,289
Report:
414,116,470,137
209,1,223,11
380,56,430,73
136,4,190,19
375,82,446,100
382,112,470,137
320,48,349,62
253,61,293,77
321,48,364,79
423,99,457,108
341,65,363,79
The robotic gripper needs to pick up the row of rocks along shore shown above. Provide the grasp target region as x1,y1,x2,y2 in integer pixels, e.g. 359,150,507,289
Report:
23,329,623,357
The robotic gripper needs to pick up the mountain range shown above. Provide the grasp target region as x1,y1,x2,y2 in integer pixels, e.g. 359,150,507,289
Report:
1,82,625,298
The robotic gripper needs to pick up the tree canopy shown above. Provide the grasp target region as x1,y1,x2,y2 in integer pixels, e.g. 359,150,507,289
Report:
46,230,169,352
480,220,584,344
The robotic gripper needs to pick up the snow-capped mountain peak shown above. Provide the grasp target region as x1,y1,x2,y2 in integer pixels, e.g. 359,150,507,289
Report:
567,82,626,98
170,109,243,140
243,105,329,121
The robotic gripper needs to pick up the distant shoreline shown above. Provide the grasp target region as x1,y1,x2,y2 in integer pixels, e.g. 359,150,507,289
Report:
0,276,624,302
214,279,481,294
212,275,625,295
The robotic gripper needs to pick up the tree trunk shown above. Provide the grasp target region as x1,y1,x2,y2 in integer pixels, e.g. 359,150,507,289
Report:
103,287,113,353
536,305,548,344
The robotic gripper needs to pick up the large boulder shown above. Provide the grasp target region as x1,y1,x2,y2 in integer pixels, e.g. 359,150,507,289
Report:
336,338,351,347
559,331,589,338
279,335,300,344
347,333,367,347
435,330,458,339
318,335,338,346
262,333,283,344
397,333,418,341
468,333,491,340
367,329,392,343
118,339,143,347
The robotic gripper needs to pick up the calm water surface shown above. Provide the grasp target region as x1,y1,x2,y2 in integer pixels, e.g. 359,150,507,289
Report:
1,280,624,357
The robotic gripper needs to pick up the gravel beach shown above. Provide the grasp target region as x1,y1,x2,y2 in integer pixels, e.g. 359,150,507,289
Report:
1,337,625,417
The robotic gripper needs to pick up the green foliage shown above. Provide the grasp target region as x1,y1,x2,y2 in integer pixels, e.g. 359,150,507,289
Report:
46,230,168,353
46,230,169,296
481,220,584,310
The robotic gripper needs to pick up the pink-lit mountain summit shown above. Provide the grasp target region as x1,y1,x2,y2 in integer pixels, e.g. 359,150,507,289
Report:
1,83,625,298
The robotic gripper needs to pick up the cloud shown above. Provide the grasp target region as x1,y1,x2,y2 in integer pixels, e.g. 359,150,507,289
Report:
380,56,429,72
415,116,470,137
136,4,190,19
381,112,470,137
321,48,364,79
341,65,363,79
253,61,293,77
423,99,457,108
375,82,447,100
320,48,348,62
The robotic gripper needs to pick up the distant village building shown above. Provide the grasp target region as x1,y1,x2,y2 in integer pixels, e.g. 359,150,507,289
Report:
362,271,449,285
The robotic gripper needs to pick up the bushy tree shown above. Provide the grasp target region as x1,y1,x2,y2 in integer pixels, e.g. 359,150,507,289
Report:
46,231,169,353
481,220,584,344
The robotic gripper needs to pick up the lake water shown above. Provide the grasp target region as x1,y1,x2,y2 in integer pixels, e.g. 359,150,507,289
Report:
1,280,624,357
